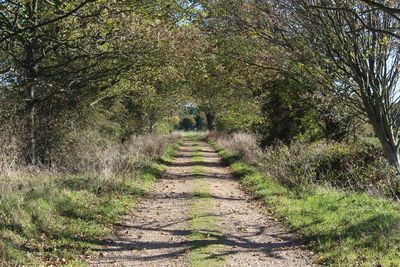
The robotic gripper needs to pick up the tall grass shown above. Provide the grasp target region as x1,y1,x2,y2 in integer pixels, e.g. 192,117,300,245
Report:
0,133,180,265
208,132,262,165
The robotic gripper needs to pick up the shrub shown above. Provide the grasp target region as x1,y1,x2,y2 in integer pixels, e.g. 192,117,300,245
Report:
210,133,399,199
262,141,399,197
180,116,196,131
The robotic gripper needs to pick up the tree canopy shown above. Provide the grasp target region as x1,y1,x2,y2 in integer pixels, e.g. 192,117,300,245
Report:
1,0,399,167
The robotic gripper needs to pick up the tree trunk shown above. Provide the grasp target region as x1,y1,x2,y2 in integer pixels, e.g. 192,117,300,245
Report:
205,111,215,131
28,86,37,165
24,42,38,165
367,108,400,169
23,0,39,164
372,124,399,169
149,122,154,133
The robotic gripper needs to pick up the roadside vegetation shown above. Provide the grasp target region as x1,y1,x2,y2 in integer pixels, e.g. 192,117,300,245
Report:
208,133,400,266
0,134,180,266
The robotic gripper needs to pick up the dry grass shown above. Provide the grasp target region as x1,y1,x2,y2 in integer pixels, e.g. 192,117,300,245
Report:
209,132,262,165
0,133,180,194
0,133,180,265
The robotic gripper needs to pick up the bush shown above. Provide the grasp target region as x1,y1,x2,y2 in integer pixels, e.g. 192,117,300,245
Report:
210,133,399,199
180,116,196,131
263,141,398,197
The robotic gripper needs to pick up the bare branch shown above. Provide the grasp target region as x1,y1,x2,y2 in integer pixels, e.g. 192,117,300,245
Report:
360,0,400,20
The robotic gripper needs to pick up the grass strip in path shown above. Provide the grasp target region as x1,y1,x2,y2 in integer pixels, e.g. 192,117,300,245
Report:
188,140,225,267
209,138,400,266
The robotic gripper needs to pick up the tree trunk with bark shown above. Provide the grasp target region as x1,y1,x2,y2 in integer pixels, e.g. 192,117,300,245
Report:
205,111,215,131
365,102,400,169
23,0,39,165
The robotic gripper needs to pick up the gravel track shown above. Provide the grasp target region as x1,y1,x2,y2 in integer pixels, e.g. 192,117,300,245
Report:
88,140,315,267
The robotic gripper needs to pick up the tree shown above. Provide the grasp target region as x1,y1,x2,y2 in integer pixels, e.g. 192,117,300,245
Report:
201,0,400,167
0,0,187,164
282,0,400,167
0,0,115,164
360,0,400,22
180,116,196,130
0,0,95,43
92,10,196,134
195,111,208,130
185,28,263,132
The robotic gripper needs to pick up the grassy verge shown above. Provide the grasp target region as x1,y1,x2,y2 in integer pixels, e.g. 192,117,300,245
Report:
188,140,224,267
0,138,181,266
208,139,400,266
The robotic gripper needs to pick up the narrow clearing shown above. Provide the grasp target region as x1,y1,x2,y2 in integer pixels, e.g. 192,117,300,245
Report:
88,139,315,266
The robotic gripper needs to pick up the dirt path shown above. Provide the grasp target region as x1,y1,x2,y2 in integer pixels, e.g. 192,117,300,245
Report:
88,139,315,267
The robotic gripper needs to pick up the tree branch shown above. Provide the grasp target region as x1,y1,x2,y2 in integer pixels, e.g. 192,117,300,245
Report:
0,0,95,43
360,0,400,20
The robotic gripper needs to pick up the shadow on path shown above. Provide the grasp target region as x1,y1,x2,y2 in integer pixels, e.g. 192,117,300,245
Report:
93,215,300,263
89,140,305,264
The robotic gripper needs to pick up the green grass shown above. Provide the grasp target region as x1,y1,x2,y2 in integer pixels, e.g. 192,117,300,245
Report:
0,139,181,266
210,140,400,266
188,140,225,267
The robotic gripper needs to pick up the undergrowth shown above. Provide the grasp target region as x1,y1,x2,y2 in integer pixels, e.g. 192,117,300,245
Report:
0,134,180,266
208,133,400,266
209,132,399,199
